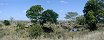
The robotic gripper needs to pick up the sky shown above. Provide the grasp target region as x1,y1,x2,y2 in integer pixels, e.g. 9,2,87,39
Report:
0,0,87,20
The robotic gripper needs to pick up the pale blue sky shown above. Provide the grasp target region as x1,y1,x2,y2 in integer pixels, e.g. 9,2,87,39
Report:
0,0,87,20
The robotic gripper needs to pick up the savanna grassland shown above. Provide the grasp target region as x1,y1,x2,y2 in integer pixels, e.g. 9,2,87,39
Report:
0,0,104,40
0,20,104,40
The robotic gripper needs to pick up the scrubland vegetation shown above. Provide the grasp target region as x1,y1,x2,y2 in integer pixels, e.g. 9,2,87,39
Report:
0,0,104,40
0,20,104,40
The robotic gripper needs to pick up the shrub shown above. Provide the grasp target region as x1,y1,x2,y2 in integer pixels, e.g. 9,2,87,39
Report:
42,23,64,39
16,22,26,33
16,22,25,30
42,27,53,33
3,20,10,26
28,24,42,39
76,15,85,25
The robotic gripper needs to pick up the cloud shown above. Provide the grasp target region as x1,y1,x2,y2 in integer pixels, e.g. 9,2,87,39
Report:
60,0,68,4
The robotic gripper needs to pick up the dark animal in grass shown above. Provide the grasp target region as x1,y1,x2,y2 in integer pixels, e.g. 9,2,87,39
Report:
42,27,53,33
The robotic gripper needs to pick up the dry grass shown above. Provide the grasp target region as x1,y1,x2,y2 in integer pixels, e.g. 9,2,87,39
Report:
0,23,104,40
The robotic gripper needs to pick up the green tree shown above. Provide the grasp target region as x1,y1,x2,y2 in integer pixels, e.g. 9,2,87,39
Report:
64,12,78,21
83,0,104,31
97,0,104,23
86,10,97,30
42,9,58,24
76,15,85,25
26,5,59,25
3,20,10,26
26,5,44,23
98,0,104,8
97,10,104,23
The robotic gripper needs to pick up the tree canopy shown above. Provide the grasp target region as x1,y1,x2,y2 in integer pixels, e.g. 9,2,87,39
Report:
26,5,58,24
64,12,78,20
26,5,44,23
76,15,85,25
42,9,58,23
83,0,104,31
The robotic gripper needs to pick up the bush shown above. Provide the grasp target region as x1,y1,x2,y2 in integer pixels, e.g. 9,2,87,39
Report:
16,22,25,30
42,24,64,39
16,22,26,33
3,20,10,26
42,27,53,33
76,15,85,25
28,24,42,39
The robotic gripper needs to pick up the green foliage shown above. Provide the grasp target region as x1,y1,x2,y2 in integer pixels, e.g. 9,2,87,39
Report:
97,10,104,23
26,5,44,23
83,0,104,31
26,5,59,24
85,11,97,31
42,24,62,39
28,24,42,39
3,20,10,26
42,9,59,23
83,0,104,22
16,22,25,30
98,0,104,8
76,15,85,25
86,11,97,24
65,12,78,20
